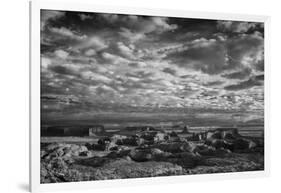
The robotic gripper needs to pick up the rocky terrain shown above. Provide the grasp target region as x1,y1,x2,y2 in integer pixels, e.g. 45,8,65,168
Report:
40,128,264,183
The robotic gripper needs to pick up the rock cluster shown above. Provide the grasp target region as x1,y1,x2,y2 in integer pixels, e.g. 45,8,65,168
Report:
41,128,264,183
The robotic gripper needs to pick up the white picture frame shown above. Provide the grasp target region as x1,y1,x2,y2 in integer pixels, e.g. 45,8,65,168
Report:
30,0,270,192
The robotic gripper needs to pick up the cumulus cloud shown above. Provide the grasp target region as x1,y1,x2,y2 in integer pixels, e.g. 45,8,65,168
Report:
222,68,252,79
49,27,87,40
226,32,264,71
162,67,177,76
128,62,147,68
165,38,228,74
84,49,96,56
115,42,135,59
74,36,108,52
217,21,262,33
101,52,129,65
119,28,146,42
118,16,177,42
78,13,93,21
54,49,69,59
224,76,263,91
41,10,65,29
41,57,52,69
48,63,81,77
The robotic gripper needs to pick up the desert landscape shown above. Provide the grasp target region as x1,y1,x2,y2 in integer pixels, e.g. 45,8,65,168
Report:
40,121,264,183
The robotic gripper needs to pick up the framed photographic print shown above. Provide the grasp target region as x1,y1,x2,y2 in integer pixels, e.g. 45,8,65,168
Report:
30,0,270,192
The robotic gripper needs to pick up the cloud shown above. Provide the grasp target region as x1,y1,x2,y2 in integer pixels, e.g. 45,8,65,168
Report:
226,32,264,71
48,63,82,77
118,16,177,42
81,71,112,83
162,67,177,76
125,71,154,79
115,42,135,59
101,52,129,65
41,57,52,68
217,21,261,33
100,13,120,23
222,68,252,79
150,17,178,33
84,49,96,56
41,10,65,29
165,32,264,76
49,27,87,40
203,80,224,86
128,62,147,68
74,36,108,52
119,28,146,42
165,38,228,74
49,65,77,76
224,76,263,91
78,13,93,21
54,49,69,59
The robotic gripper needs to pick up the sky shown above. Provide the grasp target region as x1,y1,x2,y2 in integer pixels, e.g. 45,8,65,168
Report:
40,9,264,122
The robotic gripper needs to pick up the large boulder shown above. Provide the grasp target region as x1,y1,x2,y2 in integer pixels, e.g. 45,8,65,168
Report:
205,139,234,151
97,137,111,145
129,148,152,162
122,136,139,146
79,151,92,157
233,138,257,151
105,142,118,151
152,142,194,153
221,128,240,140
110,134,127,144
206,130,222,140
42,143,89,160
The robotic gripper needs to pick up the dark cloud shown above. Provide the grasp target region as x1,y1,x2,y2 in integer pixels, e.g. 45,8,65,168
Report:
224,76,263,91
48,65,79,77
222,68,252,79
166,38,229,74
162,67,177,76
203,81,224,86
226,32,264,72
217,21,263,34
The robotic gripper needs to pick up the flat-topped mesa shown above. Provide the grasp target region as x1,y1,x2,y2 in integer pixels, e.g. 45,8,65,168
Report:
88,125,106,136
41,125,106,137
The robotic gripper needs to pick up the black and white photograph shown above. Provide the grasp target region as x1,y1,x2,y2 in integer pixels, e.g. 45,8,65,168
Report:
40,9,265,184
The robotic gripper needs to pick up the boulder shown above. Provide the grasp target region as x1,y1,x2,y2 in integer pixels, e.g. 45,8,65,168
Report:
129,148,152,162
223,133,236,140
91,143,106,151
105,142,117,151
153,142,194,153
206,130,222,140
98,137,111,145
206,139,234,151
79,151,91,157
192,144,217,156
233,138,257,151
110,135,127,143
122,137,139,146
43,143,90,160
